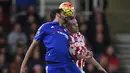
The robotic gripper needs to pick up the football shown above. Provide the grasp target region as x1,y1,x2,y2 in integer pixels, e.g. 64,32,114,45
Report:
59,2,75,16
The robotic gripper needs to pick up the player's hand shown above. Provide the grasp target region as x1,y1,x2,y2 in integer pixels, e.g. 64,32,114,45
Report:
20,64,28,73
98,67,107,73
85,55,92,59
85,51,93,59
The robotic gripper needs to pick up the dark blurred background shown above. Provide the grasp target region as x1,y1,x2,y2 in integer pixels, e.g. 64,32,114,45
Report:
0,0,130,73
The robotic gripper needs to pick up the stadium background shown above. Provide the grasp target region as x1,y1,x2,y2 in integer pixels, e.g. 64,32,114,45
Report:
0,0,130,73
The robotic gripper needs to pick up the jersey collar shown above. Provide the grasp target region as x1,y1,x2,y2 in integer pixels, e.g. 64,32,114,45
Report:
52,21,59,25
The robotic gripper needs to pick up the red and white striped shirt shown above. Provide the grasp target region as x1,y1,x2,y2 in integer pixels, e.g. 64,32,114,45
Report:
70,32,88,69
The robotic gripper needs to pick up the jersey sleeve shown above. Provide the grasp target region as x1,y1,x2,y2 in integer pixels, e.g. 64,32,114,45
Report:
34,24,46,41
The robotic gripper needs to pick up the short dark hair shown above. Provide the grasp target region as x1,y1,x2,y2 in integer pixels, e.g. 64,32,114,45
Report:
66,16,75,24
50,9,63,21
66,16,74,20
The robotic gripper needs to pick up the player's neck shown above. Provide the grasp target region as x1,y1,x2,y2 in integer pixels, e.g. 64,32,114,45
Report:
53,18,62,26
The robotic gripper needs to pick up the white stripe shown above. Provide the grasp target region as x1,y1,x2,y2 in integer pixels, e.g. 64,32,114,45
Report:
81,59,83,68
80,69,85,73
46,66,48,73
76,60,79,68
71,36,75,42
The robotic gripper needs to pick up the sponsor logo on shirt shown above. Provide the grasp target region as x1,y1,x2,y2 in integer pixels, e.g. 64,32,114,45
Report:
57,31,69,40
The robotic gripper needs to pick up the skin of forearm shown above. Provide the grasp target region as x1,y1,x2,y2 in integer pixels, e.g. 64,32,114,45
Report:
76,55,87,60
88,57,102,68
22,40,38,65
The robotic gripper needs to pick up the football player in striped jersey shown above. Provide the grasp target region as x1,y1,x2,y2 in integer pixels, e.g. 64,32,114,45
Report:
66,16,107,73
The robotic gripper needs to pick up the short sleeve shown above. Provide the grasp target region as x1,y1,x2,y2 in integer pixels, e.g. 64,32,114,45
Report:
34,24,45,41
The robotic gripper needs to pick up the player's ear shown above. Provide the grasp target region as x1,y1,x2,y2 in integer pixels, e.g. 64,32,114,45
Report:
56,13,61,18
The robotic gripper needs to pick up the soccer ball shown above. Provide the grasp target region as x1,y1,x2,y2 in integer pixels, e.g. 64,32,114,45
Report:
59,2,75,16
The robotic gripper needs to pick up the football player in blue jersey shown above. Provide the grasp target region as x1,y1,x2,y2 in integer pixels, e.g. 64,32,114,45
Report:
20,8,91,73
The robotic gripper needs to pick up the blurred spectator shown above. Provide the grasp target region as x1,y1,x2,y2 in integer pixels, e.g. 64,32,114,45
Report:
99,54,108,69
0,37,6,48
96,24,103,33
96,33,104,44
79,24,88,37
9,55,22,73
108,64,118,73
28,46,44,73
0,54,8,72
17,5,41,25
15,46,25,58
0,48,6,54
78,14,87,35
106,46,119,73
0,7,11,33
27,15,36,25
0,26,6,37
28,32,35,45
42,9,51,23
99,46,119,73
27,5,42,24
0,48,10,62
78,14,87,25
86,63,95,73
0,26,7,48
33,64,43,73
8,23,27,54
27,5,37,16
1,67,9,73
28,20,38,33
22,15,39,36
93,32,105,56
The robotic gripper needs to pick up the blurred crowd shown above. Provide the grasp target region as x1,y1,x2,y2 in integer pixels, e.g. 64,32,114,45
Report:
0,2,119,73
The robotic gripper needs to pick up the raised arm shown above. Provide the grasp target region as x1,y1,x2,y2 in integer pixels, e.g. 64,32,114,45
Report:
20,40,38,73
87,51,107,73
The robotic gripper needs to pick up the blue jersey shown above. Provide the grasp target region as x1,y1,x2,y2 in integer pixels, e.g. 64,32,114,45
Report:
34,22,72,63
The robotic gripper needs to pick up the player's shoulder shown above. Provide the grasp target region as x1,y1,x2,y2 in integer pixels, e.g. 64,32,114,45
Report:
38,22,52,30
41,22,51,27
40,22,58,28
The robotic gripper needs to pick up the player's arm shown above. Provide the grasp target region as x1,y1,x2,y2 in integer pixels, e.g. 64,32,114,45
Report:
88,57,107,73
84,47,107,73
20,24,45,73
76,54,92,60
20,40,38,73
86,51,107,73
83,35,107,73
69,47,92,60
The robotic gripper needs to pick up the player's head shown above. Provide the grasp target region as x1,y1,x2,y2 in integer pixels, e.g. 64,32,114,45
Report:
50,9,67,24
66,16,79,33
50,2,75,25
